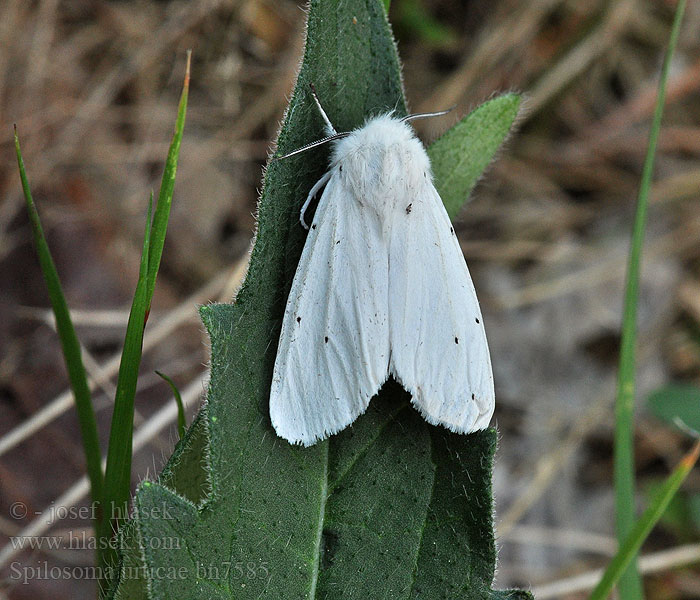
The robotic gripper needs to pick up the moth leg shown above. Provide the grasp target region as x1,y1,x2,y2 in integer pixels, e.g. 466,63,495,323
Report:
300,170,332,229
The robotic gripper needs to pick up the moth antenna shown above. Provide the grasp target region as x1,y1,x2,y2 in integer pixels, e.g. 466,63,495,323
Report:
271,84,347,161
402,107,455,122
272,132,350,161
309,83,337,135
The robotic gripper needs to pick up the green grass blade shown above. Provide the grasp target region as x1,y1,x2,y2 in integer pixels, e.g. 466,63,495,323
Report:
155,371,186,440
145,50,190,312
99,53,190,579
613,2,686,597
591,440,700,600
99,193,153,572
14,129,104,513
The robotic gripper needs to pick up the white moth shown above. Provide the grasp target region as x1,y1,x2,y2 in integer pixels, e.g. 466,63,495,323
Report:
270,88,494,446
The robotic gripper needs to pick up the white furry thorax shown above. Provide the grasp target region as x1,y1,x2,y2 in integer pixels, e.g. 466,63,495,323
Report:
329,114,432,215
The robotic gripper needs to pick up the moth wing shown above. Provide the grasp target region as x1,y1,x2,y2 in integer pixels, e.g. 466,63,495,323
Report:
389,181,494,433
270,173,390,446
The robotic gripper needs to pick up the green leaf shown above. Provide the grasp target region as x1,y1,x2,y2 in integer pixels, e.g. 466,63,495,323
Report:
648,384,700,433
612,2,686,597
145,50,190,310
99,193,153,574
156,370,187,440
644,480,700,539
14,129,103,518
106,411,211,600
109,520,147,600
591,441,700,600
158,408,212,504
427,93,521,220
109,1,524,598
100,54,191,579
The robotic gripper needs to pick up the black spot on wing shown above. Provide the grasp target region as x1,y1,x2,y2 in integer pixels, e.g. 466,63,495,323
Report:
475,317,480,324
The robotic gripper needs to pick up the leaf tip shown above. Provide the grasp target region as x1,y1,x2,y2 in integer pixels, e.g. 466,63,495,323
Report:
683,439,700,468
13,124,20,155
184,50,192,89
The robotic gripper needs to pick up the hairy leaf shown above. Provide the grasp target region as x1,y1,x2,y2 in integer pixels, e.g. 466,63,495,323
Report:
108,1,524,598
428,93,521,219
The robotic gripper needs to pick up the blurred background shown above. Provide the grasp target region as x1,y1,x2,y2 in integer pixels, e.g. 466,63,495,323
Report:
1,0,700,598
